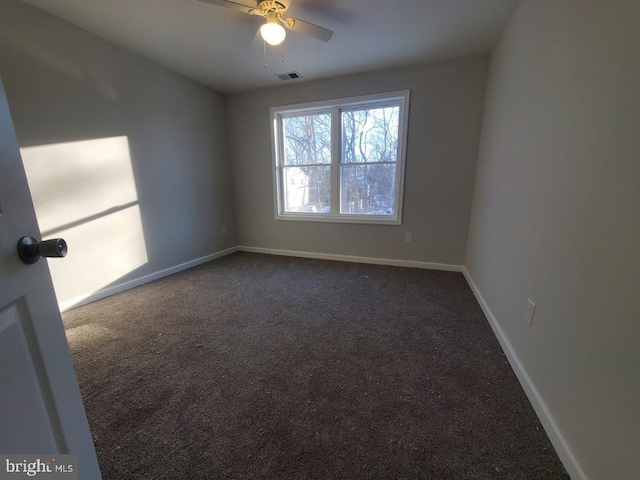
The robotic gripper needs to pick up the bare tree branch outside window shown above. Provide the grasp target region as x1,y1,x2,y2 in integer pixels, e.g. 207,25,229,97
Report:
282,113,331,212
341,106,399,215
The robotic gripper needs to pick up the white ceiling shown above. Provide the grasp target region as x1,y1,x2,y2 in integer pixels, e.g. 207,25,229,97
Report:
20,0,519,93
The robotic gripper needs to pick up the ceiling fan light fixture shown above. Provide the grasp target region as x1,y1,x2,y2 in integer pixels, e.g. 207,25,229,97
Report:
260,12,286,46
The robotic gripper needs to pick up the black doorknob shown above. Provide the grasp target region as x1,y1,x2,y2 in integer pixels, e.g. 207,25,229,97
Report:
17,236,68,265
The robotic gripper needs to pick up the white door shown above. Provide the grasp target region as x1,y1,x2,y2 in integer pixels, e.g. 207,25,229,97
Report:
0,78,101,478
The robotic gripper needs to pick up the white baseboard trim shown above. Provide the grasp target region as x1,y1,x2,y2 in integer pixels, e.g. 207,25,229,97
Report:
59,246,238,312
462,267,587,480
237,245,463,272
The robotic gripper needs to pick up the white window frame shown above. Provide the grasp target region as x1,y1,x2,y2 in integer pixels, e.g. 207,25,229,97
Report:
270,90,410,225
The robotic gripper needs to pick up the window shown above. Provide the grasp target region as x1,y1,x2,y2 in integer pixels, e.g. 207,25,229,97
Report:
271,90,410,225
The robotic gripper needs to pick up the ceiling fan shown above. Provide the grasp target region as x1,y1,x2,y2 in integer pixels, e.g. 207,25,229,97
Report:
198,0,333,46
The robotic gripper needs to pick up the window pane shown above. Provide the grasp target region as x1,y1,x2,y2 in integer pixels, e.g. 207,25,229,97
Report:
340,164,396,215
342,106,399,164
283,165,331,213
283,113,331,165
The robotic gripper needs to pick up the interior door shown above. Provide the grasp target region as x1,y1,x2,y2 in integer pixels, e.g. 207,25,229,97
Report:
0,78,101,478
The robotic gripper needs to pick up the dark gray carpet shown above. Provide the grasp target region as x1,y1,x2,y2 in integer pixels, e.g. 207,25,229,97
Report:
63,252,568,479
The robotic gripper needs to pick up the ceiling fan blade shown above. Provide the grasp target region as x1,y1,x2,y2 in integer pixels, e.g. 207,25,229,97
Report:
197,0,257,14
286,17,333,42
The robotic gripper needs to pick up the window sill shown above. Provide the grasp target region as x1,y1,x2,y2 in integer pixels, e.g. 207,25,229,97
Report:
275,213,402,226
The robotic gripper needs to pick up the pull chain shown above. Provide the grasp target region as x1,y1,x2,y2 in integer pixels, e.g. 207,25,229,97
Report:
263,39,285,68
263,40,268,68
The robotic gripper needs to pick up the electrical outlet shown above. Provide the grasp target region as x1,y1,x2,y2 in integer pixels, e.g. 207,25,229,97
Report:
526,299,536,326
405,233,413,244
222,226,228,235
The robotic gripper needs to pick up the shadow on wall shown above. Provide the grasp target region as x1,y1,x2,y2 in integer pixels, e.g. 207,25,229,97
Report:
1,5,148,310
21,136,148,311
0,1,234,314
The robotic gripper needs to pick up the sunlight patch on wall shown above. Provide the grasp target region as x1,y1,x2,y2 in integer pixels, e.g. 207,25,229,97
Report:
20,136,147,310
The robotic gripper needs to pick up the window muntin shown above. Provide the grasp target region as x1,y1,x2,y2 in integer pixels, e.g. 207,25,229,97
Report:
271,91,410,225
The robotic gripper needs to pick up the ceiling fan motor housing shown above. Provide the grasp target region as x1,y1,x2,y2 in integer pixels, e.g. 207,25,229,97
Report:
251,1,287,16
251,1,295,29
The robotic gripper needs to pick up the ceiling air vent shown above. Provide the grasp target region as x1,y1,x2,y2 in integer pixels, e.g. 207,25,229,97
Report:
276,72,302,81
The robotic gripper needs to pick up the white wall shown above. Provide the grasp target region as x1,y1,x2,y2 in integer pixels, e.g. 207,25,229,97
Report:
465,1,640,479
0,0,237,309
227,56,488,266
